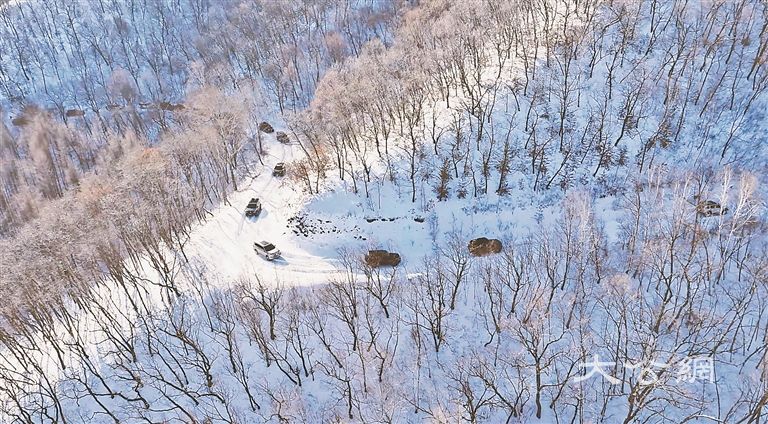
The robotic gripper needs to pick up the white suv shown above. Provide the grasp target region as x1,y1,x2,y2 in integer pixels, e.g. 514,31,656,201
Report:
254,241,281,260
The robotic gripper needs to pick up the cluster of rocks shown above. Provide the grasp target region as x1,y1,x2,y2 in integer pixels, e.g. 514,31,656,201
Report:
138,101,185,111
287,214,365,240
365,216,425,223
365,217,397,223
11,100,187,126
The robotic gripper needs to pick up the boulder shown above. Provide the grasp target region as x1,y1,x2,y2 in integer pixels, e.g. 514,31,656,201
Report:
65,109,85,117
365,250,401,267
276,131,290,144
159,101,185,111
11,116,28,127
696,200,728,217
259,122,275,133
624,113,638,130
468,237,503,257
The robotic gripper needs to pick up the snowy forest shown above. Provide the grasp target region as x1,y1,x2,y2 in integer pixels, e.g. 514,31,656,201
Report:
0,0,767,422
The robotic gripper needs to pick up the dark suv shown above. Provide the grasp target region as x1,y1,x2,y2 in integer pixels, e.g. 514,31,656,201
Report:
245,198,262,217
273,162,286,177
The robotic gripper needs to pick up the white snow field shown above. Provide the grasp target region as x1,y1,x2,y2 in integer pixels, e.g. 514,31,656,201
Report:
183,135,593,289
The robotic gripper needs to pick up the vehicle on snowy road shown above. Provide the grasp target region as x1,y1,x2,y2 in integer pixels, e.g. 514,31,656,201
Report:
245,198,262,217
273,162,286,177
254,241,282,261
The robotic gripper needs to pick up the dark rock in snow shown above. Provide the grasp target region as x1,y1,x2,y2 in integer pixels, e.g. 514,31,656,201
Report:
365,250,401,267
65,109,85,117
159,102,185,111
696,200,728,217
468,237,503,257
11,116,28,126
276,131,290,143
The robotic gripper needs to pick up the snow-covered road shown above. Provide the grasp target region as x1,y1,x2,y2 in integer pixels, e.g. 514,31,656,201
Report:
183,135,345,287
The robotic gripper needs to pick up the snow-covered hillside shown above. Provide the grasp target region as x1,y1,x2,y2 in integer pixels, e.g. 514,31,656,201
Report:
1,0,768,423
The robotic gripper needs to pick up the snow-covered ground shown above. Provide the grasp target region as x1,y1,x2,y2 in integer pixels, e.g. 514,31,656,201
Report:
2,0,767,420
183,140,614,289
183,139,344,286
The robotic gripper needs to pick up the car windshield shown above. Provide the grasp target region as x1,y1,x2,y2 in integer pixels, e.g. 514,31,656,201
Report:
263,243,276,251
